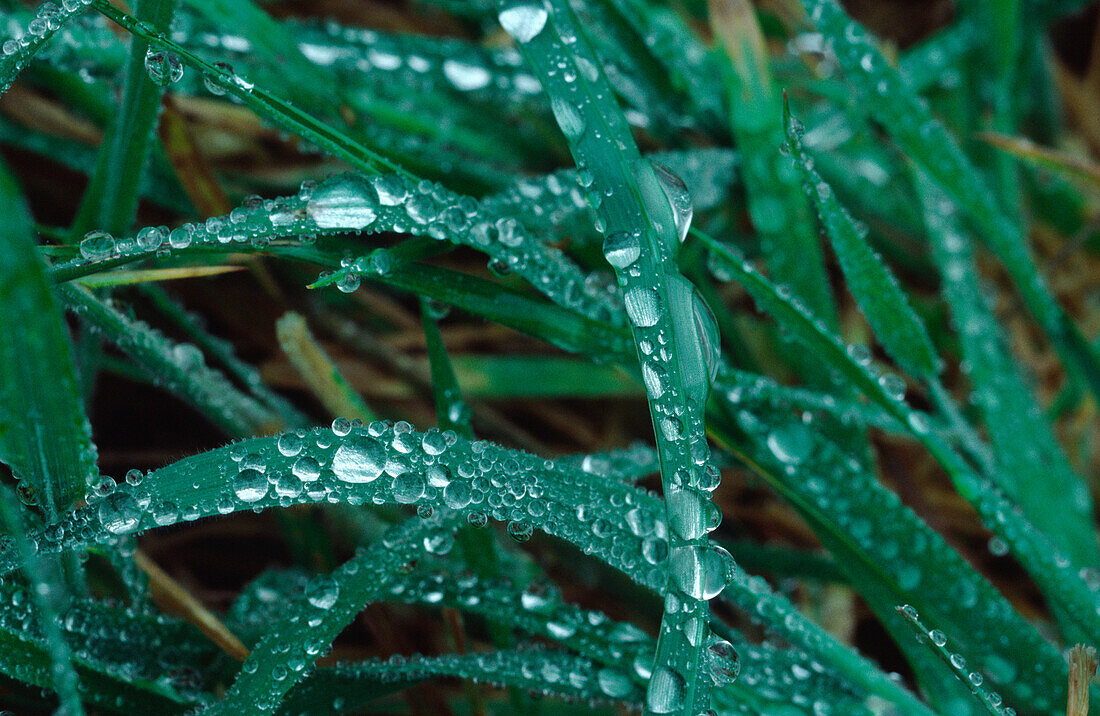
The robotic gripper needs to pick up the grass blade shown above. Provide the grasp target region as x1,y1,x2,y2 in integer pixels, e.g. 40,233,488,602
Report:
0,162,96,519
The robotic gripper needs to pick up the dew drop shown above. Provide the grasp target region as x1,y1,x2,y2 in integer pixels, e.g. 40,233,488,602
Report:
669,544,736,599
442,59,492,91
144,48,182,87
98,492,140,535
498,3,549,43
233,468,268,503
550,95,585,140
650,160,693,244
306,578,339,609
707,638,740,684
596,668,633,698
393,472,426,503
292,456,321,482
307,175,379,230
79,230,115,260
443,481,472,509
331,435,386,483
766,423,812,465
646,666,686,714
603,230,642,269
624,287,661,327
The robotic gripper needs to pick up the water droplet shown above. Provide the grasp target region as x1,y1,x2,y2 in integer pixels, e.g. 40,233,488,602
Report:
550,96,585,140
307,175,379,230
233,469,268,503
929,629,947,647
646,666,686,713
292,456,321,482
331,435,386,483
79,230,115,260
306,578,339,609
277,433,304,457
707,638,740,684
596,668,633,698
393,472,426,503
603,231,642,268
669,544,736,599
766,423,812,465
507,520,534,542
144,49,182,87
443,481,472,509
98,492,140,535
691,290,720,383
442,59,492,91
498,3,548,43
373,175,407,206
651,160,693,244
642,362,668,398
625,287,661,327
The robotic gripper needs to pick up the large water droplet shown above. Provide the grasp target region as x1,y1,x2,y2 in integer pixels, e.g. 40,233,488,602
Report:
393,472,426,503
79,230,115,260
331,435,386,483
646,666,686,713
625,287,661,327
707,638,740,684
307,175,379,230
669,544,736,599
306,577,339,609
766,423,812,465
597,668,633,698
144,49,182,87
550,96,586,140
651,160,693,244
603,231,641,269
98,492,140,535
233,468,268,503
498,3,548,43
691,290,720,383
442,59,492,91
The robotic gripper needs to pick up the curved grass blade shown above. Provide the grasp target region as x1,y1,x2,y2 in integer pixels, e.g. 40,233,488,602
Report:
800,0,1100,404
783,100,940,379
0,162,96,519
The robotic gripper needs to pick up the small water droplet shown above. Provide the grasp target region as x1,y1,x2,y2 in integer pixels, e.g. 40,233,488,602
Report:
442,59,492,91
603,230,642,268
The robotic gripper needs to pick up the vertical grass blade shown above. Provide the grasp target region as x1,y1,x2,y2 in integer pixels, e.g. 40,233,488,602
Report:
783,101,940,380
0,162,97,520
496,1,733,712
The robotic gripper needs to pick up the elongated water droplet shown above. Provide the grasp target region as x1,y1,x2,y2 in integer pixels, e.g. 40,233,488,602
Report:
442,59,491,91
646,666,686,713
498,3,548,43
691,290,720,383
625,287,661,327
550,95,585,140
603,230,641,268
707,638,740,684
332,435,386,483
651,160,693,244
597,668,633,698
307,175,379,230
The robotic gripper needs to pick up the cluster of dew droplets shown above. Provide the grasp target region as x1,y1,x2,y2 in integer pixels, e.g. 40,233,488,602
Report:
0,0,92,93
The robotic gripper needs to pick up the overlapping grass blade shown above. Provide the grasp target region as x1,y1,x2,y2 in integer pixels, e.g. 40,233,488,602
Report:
0,0,92,95
916,172,1099,574
800,0,1100,404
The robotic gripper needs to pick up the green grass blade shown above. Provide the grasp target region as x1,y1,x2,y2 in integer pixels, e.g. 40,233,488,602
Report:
498,2,733,711
916,171,1099,573
0,162,96,520
70,0,177,239
896,605,1017,716
783,101,940,379
57,284,276,436
0,486,84,714
0,1,91,95
710,0,836,326
801,0,1100,404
